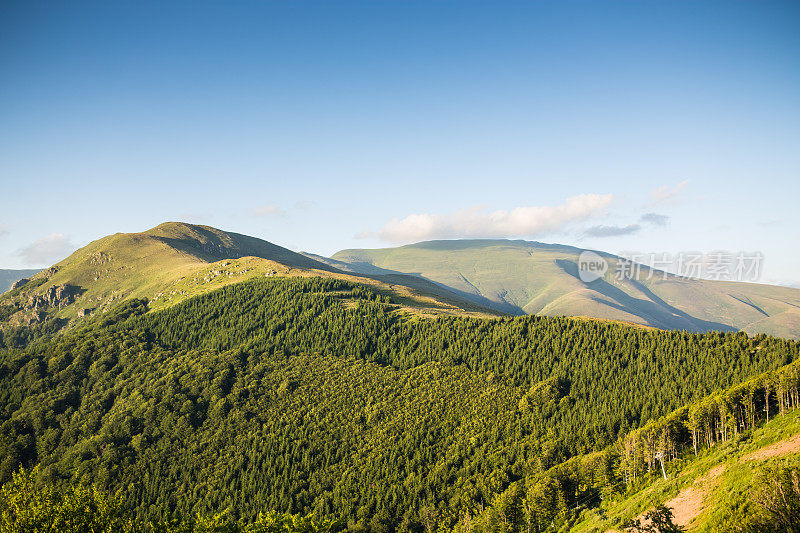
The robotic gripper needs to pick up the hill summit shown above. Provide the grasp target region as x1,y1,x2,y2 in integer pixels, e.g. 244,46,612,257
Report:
333,239,800,338
0,223,499,338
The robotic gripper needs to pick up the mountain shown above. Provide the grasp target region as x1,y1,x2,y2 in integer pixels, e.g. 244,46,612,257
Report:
1,273,798,531
0,223,499,339
2,224,799,531
0,269,40,292
333,239,800,338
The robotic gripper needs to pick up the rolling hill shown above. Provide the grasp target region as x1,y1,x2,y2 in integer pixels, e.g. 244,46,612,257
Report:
0,223,500,340
2,273,798,531
333,240,800,338
2,224,800,531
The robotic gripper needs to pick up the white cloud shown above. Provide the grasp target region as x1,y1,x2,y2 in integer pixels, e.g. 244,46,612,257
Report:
651,180,689,206
252,204,286,218
18,233,76,266
368,194,614,243
0,225,7,238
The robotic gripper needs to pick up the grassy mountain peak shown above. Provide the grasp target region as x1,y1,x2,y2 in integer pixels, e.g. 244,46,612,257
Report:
0,223,500,341
333,239,800,338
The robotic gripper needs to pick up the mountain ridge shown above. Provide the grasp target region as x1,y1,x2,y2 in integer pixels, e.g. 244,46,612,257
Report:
333,238,800,338
0,223,502,340
4,223,799,339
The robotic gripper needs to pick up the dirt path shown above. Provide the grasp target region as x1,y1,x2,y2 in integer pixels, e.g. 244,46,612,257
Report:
609,431,800,532
664,432,800,528
662,465,724,528
742,432,800,462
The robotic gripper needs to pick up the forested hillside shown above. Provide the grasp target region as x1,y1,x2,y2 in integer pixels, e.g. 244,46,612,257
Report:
0,277,798,531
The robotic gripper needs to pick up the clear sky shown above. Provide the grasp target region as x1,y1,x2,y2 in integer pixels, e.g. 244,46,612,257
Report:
1,1,799,284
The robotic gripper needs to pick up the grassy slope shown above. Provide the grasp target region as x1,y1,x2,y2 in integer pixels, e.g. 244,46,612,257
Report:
572,412,800,532
333,240,800,338
0,223,501,332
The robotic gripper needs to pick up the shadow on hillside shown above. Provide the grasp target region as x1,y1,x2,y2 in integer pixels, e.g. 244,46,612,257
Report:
151,225,339,272
370,270,523,316
555,259,735,333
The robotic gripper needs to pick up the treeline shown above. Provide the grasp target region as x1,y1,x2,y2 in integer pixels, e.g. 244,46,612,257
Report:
0,277,798,531
465,356,800,532
622,358,800,480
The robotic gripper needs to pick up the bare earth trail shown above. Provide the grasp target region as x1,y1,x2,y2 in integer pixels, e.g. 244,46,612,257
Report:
663,465,724,528
741,431,800,462
615,430,800,532
665,431,800,529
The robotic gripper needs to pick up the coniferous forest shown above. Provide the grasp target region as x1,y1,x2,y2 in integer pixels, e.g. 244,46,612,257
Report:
1,277,799,531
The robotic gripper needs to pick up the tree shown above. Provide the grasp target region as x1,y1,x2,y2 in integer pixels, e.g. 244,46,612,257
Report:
746,465,800,533
522,477,565,533
0,467,131,533
622,504,684,533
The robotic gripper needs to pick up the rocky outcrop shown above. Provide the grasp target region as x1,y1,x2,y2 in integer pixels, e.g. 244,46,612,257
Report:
27,284,78,311
10,278,29,290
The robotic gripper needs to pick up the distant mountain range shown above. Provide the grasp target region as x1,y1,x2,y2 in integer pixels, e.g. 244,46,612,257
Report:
333,239,800,339
2,223,799,339
0,269,41,292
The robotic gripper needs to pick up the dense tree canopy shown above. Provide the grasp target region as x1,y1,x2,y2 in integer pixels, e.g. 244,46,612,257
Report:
0,277,797,531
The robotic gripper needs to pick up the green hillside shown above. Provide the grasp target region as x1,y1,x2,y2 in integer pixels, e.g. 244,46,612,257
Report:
2,226,800,531
570,412,800,532
0,223,501,345
450,348,800,532
1,276,798,531
333,240,800,338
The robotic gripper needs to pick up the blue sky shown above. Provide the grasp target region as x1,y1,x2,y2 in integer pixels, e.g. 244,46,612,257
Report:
1,1,799,284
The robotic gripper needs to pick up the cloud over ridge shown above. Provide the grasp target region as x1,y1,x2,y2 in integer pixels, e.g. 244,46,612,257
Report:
370,194,614,243
18,233,75,266
583,212,670,239
584,224,641,238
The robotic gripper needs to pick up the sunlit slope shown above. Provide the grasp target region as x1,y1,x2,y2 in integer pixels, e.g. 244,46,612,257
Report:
20,221,334,312
572,412,800,532
333,240,800,337
0,223,500,332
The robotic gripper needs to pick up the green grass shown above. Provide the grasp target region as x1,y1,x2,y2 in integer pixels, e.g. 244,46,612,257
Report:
0,223,501,336
333,240,800,338
571,412,800,532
